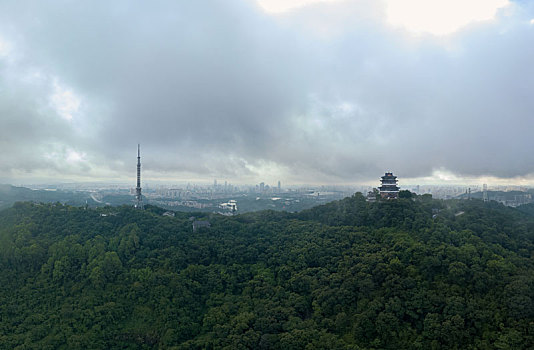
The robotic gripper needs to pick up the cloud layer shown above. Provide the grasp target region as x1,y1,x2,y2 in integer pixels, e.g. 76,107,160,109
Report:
0,0,533,184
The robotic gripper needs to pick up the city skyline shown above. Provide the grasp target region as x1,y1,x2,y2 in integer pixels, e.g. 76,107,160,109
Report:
1,1,533,186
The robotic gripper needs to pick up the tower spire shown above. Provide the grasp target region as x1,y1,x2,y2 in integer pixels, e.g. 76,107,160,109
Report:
135,144,144,209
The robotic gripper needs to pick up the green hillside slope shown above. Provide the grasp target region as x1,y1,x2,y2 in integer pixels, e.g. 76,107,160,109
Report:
0,196,533,349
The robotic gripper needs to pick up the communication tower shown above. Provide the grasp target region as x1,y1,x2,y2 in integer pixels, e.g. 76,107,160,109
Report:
135,144,144,209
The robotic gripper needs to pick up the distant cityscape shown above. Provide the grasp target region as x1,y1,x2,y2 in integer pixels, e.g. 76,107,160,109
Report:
3,146,529,211
8,178,532,214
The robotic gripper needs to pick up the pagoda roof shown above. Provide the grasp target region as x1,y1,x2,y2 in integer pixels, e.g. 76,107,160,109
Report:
381,172,397,177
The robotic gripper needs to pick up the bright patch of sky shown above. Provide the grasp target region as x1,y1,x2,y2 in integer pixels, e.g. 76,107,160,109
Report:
66,150,86,163
50,80,81,121
0,37,11,57
257,0,342,13
403,169,534,187
45,145,87,168
385,0,510,36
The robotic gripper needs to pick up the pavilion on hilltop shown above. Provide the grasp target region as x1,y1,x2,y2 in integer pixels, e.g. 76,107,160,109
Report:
378,172,400,199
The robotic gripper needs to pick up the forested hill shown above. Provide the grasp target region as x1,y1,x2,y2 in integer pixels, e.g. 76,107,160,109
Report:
0,196,533,349
0,184,93,210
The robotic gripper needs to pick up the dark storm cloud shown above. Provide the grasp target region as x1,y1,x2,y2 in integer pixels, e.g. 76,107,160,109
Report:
0,0,533,183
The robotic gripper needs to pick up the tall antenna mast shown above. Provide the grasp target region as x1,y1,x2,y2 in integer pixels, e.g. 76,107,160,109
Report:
135,144,144,209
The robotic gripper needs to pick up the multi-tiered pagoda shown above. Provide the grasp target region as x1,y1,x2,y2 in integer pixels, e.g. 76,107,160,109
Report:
378,172,400,199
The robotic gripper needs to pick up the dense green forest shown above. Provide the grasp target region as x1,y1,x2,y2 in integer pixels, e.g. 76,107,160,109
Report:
0,194,533,349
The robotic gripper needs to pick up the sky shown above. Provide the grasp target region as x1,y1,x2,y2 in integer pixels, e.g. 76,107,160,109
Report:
0,0,533,186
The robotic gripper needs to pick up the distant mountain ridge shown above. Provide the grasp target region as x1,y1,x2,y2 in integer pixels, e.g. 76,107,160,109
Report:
0,184,94,209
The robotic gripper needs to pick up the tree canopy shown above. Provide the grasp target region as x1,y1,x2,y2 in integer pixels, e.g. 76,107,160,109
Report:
0,196,533,349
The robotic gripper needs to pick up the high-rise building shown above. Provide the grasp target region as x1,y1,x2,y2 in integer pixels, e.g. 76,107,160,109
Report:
378,172,400,199
278,180,281,193
135,144,144,209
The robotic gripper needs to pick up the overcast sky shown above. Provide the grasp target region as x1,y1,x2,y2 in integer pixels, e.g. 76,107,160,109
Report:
0,0,533,186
